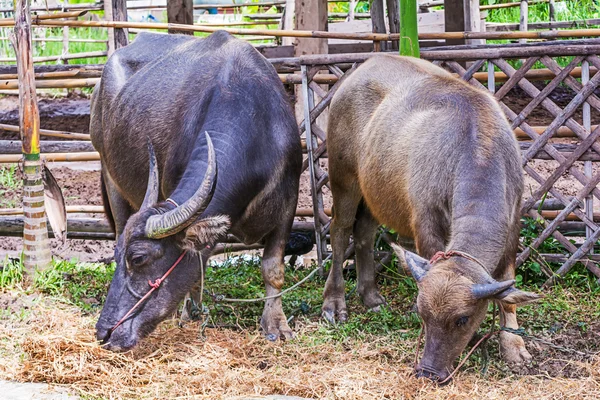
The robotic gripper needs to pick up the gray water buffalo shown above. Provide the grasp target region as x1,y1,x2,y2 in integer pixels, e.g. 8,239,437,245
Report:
324,54,541,381
91,31,301,351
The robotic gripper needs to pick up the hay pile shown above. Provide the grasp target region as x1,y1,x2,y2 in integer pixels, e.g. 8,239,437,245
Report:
1,292,599,399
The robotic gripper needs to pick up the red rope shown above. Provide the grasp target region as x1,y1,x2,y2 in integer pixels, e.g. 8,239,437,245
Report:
108,250,188,336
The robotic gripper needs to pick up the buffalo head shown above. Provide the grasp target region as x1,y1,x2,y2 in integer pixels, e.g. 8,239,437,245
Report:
96,133,230,351
391,243,541,383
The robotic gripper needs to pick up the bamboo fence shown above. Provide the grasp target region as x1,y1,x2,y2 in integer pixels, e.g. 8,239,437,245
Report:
291,42,600,285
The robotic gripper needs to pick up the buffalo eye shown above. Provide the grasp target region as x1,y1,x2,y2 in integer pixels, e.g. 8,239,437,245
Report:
130,254,149,268
456,316,469,327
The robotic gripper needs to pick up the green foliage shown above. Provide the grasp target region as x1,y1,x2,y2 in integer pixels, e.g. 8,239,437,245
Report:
0,257,115,313
34,259,116,313
0,164,21,208
0,256,25,290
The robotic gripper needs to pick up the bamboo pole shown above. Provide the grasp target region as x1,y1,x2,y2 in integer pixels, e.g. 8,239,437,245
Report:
12,0,51,271
0,205,104,216
0,77,99,89
480,0,550,10
0,152,100,163
0,50,107,63
0,123,91,140
0,10,88,26
31,18,600,41
400,0,419,57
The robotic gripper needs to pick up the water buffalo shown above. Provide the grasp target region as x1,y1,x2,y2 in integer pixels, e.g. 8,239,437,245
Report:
91,31,301,351
324,54,541,381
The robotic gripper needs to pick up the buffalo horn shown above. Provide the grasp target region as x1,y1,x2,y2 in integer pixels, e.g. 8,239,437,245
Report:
472,279,515,299
145,132,217,239
140,139,160,211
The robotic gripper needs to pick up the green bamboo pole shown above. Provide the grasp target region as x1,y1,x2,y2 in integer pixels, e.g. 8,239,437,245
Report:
12,0,51,272
399,0,419,57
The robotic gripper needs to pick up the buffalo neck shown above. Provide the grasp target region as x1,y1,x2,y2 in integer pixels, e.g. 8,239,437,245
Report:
445,156,513,275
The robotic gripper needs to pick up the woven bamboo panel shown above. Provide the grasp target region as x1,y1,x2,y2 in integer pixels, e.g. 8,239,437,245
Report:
297,47,600,285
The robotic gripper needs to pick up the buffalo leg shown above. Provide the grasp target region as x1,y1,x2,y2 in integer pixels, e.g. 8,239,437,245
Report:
102,170,133,237
323,183,361,323
260,226,294,341
411,211,447,259
497,229,532,364
353,204,386,311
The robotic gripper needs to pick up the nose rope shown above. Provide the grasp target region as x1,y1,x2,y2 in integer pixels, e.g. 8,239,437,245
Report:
108,250,188,336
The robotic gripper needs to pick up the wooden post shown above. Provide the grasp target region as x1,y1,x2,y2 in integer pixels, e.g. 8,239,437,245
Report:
399,0,419,56
348,0,356,21
370,0,387,51
294,0,328,56
12,0,51,272
386,0,400,50
62,24,69,64
282,0,295,45
444,0,480,46
548,0,556,30
519,0,528,44
167,0,194,35
105,0,127,56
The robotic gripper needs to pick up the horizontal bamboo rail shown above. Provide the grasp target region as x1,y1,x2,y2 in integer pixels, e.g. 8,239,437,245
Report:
0,205,104,216
0,151,100,163
0,36,108,44
0,51,107,64
0,77,99,90
0,123,91,140
0,69,102,80
0,10,88,26
0,140,94,154
29,19,600,41
480,0,551,10
0,3,102,13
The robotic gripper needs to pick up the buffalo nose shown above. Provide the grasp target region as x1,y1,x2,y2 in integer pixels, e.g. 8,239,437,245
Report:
95,326,111,344
414,367,451,385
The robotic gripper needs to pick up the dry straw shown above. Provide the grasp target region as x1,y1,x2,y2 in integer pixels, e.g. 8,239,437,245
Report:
0,294,598,399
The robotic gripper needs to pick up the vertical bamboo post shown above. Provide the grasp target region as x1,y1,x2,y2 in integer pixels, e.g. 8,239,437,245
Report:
348,0,356,21
519,0,528,44
399,0,419,57
13,0,51,272
548,0,556,30
370,0,387,51
582,59,593,254
62,24,69,64
386,0,400,50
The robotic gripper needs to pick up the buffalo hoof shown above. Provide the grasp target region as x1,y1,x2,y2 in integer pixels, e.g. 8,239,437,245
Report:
322,297,348,324
500,331,532,365
261,315,294,341
358,286,386,311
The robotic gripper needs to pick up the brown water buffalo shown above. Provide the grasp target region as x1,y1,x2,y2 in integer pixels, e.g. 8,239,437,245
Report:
91,31,302,351
324,54,541,382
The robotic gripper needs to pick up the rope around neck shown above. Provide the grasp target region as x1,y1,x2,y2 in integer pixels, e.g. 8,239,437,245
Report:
430,250,489,272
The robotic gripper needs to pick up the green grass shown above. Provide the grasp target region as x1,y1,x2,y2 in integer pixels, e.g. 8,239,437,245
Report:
0,257,115,313
0,164,21,208
0,249,598,349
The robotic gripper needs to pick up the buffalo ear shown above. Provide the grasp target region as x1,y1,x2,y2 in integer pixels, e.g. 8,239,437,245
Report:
390,243,430,282
182,215,230,251
495,286,543,305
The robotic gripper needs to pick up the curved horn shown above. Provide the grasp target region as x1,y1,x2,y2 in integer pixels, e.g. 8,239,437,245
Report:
145,132,217,239
472,279,515,300
390,243,430,282
140,139,160,210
